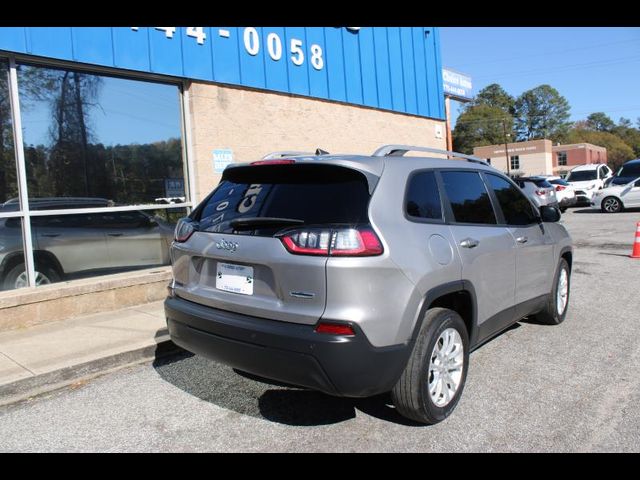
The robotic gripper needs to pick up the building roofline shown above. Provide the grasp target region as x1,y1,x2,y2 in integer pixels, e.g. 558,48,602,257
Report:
551,142,607,152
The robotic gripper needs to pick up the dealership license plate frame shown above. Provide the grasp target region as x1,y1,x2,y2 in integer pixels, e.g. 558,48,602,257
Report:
216,262,254,295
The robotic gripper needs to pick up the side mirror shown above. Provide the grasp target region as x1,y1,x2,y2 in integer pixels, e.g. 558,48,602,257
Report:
540,205,561,223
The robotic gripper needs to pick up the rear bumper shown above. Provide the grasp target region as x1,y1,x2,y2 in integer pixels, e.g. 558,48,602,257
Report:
558,196,577,208
164,296,411,397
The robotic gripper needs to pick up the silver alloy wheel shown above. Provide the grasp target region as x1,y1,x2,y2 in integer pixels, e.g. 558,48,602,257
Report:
15,271,53,289
428,327,464,407
556,267,569,315
603,197,620,213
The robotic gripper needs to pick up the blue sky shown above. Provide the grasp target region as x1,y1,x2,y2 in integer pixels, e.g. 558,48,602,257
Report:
439,27,640,128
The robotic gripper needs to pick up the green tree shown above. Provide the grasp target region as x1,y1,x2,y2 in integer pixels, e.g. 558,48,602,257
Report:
585,112,615,132
452,104,513,154
612,117,640,157
471,83,515,115
514,85,571,142
566,128,634,172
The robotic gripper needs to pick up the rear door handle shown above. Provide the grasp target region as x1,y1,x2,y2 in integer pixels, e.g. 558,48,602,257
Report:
107,233,124,237
516,236,528,244
41,233,60,238
460,238,479,249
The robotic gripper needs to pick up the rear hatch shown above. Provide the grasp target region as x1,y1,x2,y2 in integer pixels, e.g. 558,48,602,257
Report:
171,162,375,325
530,177,556,200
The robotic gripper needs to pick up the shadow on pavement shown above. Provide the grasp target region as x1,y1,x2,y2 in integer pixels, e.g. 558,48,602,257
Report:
571,207,640,214
571,208,600,214
153,349,422,427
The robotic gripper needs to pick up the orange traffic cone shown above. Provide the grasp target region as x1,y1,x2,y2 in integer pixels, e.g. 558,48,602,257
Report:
631,222,640,259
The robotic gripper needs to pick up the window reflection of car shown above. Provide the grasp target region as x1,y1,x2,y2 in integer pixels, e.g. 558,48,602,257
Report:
0,197,174,290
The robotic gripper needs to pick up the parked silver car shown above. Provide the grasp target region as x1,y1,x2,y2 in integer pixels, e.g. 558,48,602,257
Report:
514,176,559,209
0,198,174,290
165,145,573,424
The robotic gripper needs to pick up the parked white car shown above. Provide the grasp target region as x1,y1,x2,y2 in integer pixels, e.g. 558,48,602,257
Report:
591,177,640,213
543,176,577,212
565,164,613,204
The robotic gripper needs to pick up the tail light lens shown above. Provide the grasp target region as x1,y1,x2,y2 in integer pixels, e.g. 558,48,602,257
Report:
315,322,355,336
279,227,383,257
174,218,197,243
555,185,566,191
535,189,546,196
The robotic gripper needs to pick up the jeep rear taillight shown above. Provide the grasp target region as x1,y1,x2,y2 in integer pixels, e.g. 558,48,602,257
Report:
279,227,383,257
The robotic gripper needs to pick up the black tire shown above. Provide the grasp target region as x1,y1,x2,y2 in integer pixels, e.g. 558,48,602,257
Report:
560,207,567,213
2,262,61,290
601,196,623,213
391,308,469,425
533,258,570,325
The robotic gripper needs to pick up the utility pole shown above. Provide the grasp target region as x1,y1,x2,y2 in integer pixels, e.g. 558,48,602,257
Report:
502,119,511,177
445,96,453,151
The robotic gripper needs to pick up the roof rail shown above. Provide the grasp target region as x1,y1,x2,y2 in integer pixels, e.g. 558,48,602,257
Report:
372,144,489,166
262,148,330,160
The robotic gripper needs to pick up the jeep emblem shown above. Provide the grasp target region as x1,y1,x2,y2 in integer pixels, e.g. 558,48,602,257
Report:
216,239,239,252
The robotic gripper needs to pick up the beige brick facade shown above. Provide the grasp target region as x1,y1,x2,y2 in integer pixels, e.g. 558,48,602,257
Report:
187,82,447,202
474,139,554,176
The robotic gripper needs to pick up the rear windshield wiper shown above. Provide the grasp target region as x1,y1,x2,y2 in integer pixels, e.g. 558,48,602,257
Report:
229,217,305,231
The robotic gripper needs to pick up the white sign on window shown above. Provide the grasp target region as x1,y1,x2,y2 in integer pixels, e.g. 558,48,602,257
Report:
213,149,234,173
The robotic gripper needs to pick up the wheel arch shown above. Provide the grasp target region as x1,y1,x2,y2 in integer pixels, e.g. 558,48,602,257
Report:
0,250,64,283
560,247,573,272
412,281,479,348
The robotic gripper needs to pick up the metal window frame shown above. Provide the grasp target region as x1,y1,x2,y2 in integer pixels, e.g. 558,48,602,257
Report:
510,155,520,171
1,54,194,289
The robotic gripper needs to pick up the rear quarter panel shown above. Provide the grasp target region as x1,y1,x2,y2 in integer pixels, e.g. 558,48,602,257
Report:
335,159,462,347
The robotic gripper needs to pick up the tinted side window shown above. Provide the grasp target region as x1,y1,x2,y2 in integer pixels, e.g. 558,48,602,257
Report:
486,174,539,226
32,214,93,229
405,171,442,221
441,171,497,225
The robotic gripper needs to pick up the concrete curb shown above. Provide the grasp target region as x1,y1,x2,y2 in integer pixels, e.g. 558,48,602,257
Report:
0,335,182,408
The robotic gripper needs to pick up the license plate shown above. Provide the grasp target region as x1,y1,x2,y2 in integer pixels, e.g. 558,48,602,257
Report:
216,262,254,295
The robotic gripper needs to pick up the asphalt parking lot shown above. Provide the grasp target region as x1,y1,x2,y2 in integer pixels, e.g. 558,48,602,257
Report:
0,207,639,452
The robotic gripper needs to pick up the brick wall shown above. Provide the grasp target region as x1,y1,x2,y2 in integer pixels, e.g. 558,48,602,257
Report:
187,82,447,202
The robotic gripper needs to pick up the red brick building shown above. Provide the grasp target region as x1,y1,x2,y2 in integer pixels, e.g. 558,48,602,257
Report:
551,143,608,176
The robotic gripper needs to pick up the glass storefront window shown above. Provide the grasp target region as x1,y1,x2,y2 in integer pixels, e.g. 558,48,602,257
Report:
0,59,18,206
18,208,186,286
17,63,186,209
0,57,189,290
0,216,27,291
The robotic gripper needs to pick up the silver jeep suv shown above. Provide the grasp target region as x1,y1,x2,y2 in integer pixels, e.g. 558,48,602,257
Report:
165,145,573,424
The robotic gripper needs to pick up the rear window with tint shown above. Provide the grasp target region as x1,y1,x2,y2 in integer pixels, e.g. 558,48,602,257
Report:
196,164,371,236
530,178,553,188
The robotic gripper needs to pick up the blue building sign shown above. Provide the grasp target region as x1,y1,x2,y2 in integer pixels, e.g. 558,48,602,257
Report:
0,27,445,120
442,68,473,102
